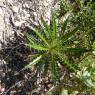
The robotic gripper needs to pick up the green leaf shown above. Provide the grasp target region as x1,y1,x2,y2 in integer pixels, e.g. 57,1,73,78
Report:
61,17,68,35
43,59,50,76
63,47,90,53
62,26,79,43
31,27,49,46
23,55,42,70
57,52,76,71
51,14,57,39
51,56,59,85
25,33,38,44
41,16,51,38
26,43,48,51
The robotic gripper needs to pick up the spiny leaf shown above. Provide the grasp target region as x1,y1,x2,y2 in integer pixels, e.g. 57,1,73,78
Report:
51,56,59,85
41,16,51,39
60,18,68,36
63,47,90,53
57,52,77,71
51,14,57,40
43,59,50,76
26,43,48,51
25,33,38,44
28,55,42,65
31,27,49,47
62,26,80,43
22,55,42,70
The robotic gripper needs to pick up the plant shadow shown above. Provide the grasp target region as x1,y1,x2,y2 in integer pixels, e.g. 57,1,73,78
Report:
0,32,38,95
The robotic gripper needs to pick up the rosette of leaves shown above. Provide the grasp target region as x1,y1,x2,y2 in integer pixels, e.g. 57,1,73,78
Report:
23,13,89,85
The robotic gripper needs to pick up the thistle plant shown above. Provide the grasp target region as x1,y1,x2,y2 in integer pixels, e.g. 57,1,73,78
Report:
23,12,90,85
19,0,95,94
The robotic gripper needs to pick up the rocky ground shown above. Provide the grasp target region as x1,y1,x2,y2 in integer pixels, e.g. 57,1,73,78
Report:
0,0,58,94
0,0,58,47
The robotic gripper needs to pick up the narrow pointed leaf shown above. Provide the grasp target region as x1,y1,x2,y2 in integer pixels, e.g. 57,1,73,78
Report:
62,26,79,43
41,16,51,38
60,18,68,35
57,52,76,71
51,56,59,85
22,55,42,70
63,48,90,53
26,43,48,51
43,58,50,76
51,14,57,39
25,33,38,44
31,27,49,46
28,55,42,65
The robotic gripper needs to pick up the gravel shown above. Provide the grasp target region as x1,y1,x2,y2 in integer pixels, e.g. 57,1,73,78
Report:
0,0,58,94
0,0,58,49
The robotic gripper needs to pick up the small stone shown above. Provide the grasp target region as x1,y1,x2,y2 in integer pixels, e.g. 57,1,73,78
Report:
0,8,3,14
25,3,29,8
7,0,12,3
14,21,25,27
33,12,37,17
12,6,19,13
1,88,5,93
26,13,30,17
24,10,30,17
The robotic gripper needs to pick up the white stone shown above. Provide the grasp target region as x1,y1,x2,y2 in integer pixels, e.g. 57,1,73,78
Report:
0,8,3,14
24,10,30,17
33,12,37,17
23,10,27,14
12,6,19,13
1,88,5,93
14,21,25,27
26,13,30,17
7,0,12,3
0,15,5,31
43,1,48,6
25,3,29,8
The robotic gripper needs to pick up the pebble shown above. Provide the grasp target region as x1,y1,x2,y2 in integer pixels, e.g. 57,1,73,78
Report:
14,20,25,27
12,6,19,13
0,8,3,14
